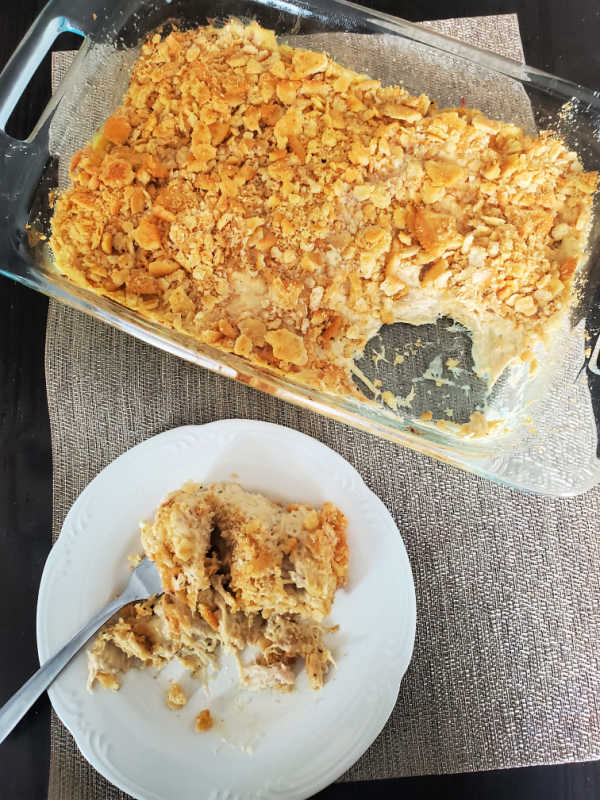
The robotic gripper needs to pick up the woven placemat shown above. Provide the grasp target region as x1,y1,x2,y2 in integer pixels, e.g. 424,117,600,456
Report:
46,15,600,800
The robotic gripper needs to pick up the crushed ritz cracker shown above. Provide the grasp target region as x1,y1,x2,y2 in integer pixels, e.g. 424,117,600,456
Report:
166,682,187,710
195,709,213,732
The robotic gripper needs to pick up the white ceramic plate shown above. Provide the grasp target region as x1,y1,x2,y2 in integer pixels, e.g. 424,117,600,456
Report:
37,421,416,800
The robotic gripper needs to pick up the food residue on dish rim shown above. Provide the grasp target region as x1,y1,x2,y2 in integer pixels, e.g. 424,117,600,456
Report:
457,411,504,438
127,552,143,569
381,390,397,411
396,385,417,410
351,364,381,398
367,346,506,435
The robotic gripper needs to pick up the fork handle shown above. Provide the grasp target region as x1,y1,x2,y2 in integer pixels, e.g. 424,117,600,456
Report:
0,593,131,744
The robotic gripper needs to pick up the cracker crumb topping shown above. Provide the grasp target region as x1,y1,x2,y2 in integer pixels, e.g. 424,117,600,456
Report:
51,20,597,394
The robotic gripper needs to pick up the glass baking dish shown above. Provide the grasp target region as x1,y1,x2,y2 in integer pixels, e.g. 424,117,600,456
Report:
2,0,600,496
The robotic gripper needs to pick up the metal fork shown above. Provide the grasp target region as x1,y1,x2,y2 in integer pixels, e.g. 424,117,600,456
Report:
0,557,162,744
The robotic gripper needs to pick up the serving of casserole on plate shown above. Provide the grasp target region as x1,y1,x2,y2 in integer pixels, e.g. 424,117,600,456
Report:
88,479,349,697
37,421,416,800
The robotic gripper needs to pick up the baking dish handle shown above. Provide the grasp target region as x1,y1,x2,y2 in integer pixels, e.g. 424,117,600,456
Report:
0,1,89,132
0,0,105,268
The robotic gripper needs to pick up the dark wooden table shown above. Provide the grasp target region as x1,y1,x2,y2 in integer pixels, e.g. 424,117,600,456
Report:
1,1,599,798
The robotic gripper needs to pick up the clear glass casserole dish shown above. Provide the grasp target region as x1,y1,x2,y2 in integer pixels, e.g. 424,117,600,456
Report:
1,0,600,496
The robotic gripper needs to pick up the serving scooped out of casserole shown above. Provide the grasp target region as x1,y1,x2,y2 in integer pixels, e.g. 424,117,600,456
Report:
50,20,597,407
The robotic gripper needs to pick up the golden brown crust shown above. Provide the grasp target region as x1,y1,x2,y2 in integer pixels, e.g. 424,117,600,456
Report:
51,21,596,393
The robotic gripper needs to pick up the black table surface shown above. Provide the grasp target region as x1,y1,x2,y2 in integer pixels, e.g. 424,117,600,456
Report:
1,1,599,798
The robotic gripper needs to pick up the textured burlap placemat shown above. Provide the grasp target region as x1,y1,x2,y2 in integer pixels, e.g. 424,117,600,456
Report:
46,15,600,800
